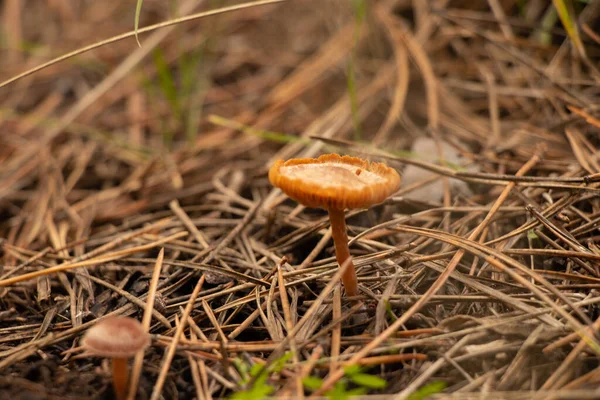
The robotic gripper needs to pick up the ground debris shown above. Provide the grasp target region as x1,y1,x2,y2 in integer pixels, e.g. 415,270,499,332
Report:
1,0,600,399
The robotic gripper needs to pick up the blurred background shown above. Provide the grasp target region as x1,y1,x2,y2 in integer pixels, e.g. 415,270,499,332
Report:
2,0,599,223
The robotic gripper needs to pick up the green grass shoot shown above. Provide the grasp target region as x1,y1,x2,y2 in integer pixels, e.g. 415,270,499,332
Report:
208,115,310,144
135,0,144,46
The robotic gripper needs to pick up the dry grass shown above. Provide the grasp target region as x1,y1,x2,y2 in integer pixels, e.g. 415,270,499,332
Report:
1,0,600,399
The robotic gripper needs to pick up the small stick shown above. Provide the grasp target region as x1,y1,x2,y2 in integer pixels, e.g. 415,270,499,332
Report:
150,275,205,400
276,258,302,398
127,249,165,400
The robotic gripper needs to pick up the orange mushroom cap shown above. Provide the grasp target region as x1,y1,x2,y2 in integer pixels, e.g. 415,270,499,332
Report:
82,316,150,358
269,154,401,210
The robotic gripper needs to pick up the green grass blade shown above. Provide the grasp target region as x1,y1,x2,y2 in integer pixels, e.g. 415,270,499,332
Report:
535,6,558,45
407,381,447,400
347,0,366,141
181,46,209,142
302,376,323,391
348,373,387,389
135,0,144,47
208,115,310,144
553,0,585,56
153,49,181,119
347,57,361,141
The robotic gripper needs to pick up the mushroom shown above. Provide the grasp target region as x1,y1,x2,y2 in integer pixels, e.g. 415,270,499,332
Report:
82,316,150,400
269,153,400,297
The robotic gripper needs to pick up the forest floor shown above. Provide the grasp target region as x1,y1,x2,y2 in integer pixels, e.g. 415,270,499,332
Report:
1,0,600,399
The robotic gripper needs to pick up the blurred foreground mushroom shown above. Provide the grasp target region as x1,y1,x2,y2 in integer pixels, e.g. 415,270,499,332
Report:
269,154,400,297
82,316,150,400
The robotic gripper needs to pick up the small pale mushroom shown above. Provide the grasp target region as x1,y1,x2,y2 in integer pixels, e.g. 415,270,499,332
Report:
269,153,401,297
82,316,150,400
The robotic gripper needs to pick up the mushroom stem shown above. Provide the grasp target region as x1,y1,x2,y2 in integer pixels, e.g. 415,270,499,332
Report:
328,208,358,297
111,357,129,400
